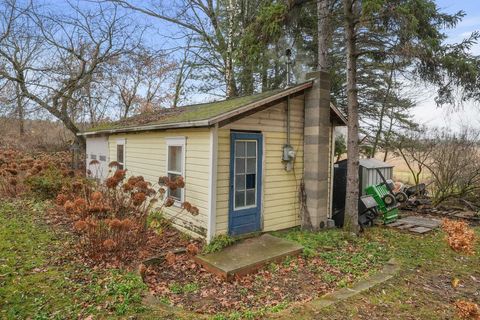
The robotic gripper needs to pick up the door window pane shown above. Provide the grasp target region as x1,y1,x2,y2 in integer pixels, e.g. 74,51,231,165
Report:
246,158,256,174
246,174,256,189
246,189,256,206
235,141,245,157
247,142,256,157
235,158,245,174
235,174,245,191
168,146,182,172
235,190,245,208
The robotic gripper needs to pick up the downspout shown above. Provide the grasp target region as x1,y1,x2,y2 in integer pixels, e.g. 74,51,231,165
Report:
328,125,335,219
287,95,291,146
285,49,292,146
286,48,292,147
283,49,295,171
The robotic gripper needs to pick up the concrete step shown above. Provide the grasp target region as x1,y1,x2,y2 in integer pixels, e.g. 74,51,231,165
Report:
194,234,303,281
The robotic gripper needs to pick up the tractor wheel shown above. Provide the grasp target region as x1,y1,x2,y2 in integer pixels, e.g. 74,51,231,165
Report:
382,194,396,207
395,192,408,203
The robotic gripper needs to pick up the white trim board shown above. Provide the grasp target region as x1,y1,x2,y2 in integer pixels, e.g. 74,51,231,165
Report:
207,124,218,243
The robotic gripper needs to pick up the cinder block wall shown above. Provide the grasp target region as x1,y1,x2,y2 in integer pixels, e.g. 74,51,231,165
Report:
303,71,331,229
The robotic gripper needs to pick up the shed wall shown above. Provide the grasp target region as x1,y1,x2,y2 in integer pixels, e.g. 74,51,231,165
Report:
85,136,109,181
360,167,393,195
108,129,210,237
215,94,305,235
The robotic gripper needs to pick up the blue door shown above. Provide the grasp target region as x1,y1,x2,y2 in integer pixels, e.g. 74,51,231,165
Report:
229,132,263,236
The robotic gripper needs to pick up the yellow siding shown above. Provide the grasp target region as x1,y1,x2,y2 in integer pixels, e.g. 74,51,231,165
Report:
215,95,304,235
108,128,210,237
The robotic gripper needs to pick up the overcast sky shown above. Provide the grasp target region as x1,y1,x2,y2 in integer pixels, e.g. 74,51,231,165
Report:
412,0,480,130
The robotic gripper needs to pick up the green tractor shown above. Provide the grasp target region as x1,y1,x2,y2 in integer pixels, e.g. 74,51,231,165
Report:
364,169,407,224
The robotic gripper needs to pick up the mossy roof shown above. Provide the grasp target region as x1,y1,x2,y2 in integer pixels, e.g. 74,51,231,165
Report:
82,81,314,135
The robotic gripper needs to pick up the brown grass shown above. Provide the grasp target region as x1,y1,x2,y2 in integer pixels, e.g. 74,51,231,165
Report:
0,117,73,151
376,152,431,184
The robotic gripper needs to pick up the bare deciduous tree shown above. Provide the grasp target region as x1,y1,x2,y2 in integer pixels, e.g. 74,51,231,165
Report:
0,1,142,146
394,129,435,187
0,80,28,135
172,38,194,108
424,129,480,206
110,47,176,118
109,0,239,97
396,127,480,207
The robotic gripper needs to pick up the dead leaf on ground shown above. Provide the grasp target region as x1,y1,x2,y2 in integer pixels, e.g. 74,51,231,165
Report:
452,278,460,288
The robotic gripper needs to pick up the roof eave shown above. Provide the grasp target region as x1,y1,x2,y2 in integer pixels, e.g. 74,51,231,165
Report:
78,119,211,137
330,102,348,125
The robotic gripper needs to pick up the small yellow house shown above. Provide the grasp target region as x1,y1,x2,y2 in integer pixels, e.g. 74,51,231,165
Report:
80,72,346,241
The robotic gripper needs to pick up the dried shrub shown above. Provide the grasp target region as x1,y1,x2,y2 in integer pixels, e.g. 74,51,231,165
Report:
74,220,88,232
454,300,480,319
108,161,120,168
103,239,117,251
91,191,102,202
64,200,75,215
442,219,476,255
132,192,147,206
25,166,65,199
58,169,200,263
182,201,199,216
56,193,68,205
0,148,81,199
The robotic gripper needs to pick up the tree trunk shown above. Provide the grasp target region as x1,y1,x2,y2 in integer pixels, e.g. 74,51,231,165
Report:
382,112,395,161
343,0,360,233
317,0,331,71
173,62,185,108
15,84,25,136
60,113,86,149
261,54,269,91
225,0,238,98
240,58,254,95
86,83,97,126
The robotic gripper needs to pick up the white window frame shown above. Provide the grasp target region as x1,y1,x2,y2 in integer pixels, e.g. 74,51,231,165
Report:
166,137,186,205
116,138,126,170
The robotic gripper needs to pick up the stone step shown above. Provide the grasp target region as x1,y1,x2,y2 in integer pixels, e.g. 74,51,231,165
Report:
194,234,303,281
